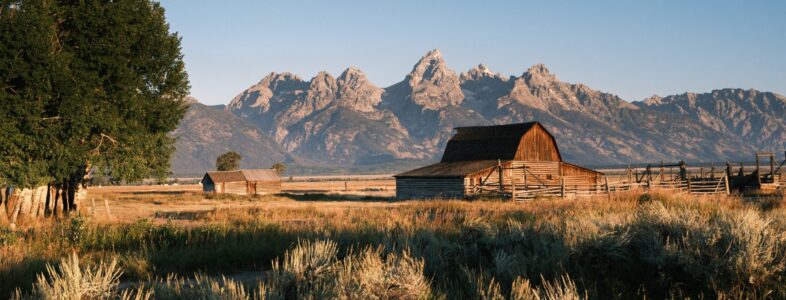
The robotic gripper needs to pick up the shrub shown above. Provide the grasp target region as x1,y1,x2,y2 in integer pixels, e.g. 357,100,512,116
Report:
21,252,122,300
0,228,17,246
263,239,432,299
62,216,87,247
151,274,249,300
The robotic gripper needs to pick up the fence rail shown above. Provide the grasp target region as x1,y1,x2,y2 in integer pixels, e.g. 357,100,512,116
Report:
477,174,731,202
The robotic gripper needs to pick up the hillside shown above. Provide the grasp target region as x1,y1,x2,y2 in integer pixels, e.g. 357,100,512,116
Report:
170,100,295,176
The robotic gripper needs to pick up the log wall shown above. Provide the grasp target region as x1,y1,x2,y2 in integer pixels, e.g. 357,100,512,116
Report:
248,180,281,194
396,177,466,200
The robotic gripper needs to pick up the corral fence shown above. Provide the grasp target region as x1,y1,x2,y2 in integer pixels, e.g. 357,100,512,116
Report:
470,160,735,201
508,175,730,201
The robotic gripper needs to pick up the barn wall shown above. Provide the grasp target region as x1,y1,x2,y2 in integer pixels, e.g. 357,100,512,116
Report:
510,161,561,185
515,124,560,161
560,163,601,185
249,180,281,194
224,181,247,195
396,177,466,200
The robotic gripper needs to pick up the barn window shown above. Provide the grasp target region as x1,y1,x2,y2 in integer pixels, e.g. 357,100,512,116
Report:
547,175,553,180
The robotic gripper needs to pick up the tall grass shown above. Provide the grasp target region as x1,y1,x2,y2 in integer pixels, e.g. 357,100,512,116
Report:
2,191,786,299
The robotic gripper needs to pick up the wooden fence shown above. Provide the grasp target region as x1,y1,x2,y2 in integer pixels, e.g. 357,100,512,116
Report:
477,173,732,201
507,175,729,201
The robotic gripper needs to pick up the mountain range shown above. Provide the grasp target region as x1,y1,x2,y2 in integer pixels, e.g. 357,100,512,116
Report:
170,49,786,175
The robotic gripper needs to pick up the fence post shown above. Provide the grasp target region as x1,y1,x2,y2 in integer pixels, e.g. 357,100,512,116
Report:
497,159,504,194
511,178,516,201
755,155,762,187
724,174,730,195
687,177,692,194
604,176,611,201
560,177,565,199
627,165,633,189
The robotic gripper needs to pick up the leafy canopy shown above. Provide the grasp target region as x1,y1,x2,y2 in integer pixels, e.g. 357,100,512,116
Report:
216,151,242,171
0,0,190,187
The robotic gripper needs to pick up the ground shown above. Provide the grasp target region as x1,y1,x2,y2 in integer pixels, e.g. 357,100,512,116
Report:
3,178,785,299
85,177,397,223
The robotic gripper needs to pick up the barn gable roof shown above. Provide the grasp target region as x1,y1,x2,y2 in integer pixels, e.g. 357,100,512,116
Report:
203,169,280,183
394,160,500,178
441,122,560,162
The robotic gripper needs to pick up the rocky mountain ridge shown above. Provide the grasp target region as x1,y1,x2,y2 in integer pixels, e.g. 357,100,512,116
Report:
172,49,786,174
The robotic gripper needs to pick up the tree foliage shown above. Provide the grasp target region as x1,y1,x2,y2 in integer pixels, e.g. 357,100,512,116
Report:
216,151,242,171
272,162,287,175
0,0,189,190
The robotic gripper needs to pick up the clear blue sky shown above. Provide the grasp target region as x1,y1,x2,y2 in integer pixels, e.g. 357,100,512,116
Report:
159,0,786,105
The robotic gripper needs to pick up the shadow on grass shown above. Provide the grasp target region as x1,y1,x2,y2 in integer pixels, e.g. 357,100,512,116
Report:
121,191,192,196
277,192,395,202
154,210,215,220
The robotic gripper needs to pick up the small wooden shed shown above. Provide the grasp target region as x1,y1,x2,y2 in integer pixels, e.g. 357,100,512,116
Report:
395,122,602,199
201,169,281,195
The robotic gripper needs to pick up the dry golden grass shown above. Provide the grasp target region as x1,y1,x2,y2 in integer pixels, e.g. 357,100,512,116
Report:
3,185,786,299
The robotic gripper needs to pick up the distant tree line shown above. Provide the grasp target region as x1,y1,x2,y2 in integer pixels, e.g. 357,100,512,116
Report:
0,0,189,216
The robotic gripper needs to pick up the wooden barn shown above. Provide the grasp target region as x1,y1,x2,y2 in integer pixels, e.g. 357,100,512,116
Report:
201,169,281,195
395,122,603,200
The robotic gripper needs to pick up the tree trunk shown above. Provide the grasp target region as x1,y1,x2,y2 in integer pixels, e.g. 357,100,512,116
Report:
67,181,76,211
52,187,61,218
44,184,52,216
4,187,14,220
36,185,48,217
11,188,31,226
31,186,46,218
62,182,71,215
0,187,7,223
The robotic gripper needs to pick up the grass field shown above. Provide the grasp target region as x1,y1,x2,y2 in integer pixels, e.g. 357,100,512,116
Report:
1,182,785,299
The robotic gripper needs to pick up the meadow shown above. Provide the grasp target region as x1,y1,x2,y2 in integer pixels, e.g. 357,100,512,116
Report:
1,185,785,299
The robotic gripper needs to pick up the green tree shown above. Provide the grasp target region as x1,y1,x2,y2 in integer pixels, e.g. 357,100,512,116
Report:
216,152,242,171
0,0,190,213
272,162,287,175
0,0,61,189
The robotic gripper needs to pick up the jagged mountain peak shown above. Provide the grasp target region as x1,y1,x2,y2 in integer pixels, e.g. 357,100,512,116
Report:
408,49,452,84
308,71,337,93
641,95,663,106
213,51,785,173
311,71,335,81
423,48,442,59
259,72,303,85
338,66,367,82
460,64,504,82
336,66,383,112
524,63,557,84
397,49,464,109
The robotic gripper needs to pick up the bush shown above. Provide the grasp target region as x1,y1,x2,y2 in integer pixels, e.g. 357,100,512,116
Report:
0,228,18,246
19,252,122,300
61,216,87,247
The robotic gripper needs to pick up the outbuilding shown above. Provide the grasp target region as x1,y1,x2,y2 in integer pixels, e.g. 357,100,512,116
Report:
201,169,281,195
394,122,603,199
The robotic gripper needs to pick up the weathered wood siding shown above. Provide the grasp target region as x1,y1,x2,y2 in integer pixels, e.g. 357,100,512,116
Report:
511,161,561,185
223,181,247,195
248,181,281,194
560,163,601,185
396,177,466,199
515,124,560,161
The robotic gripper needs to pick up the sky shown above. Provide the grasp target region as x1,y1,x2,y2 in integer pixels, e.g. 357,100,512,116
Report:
158,0,786,105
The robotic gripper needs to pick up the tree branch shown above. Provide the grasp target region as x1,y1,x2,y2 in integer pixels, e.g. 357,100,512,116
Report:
90,133,120,155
